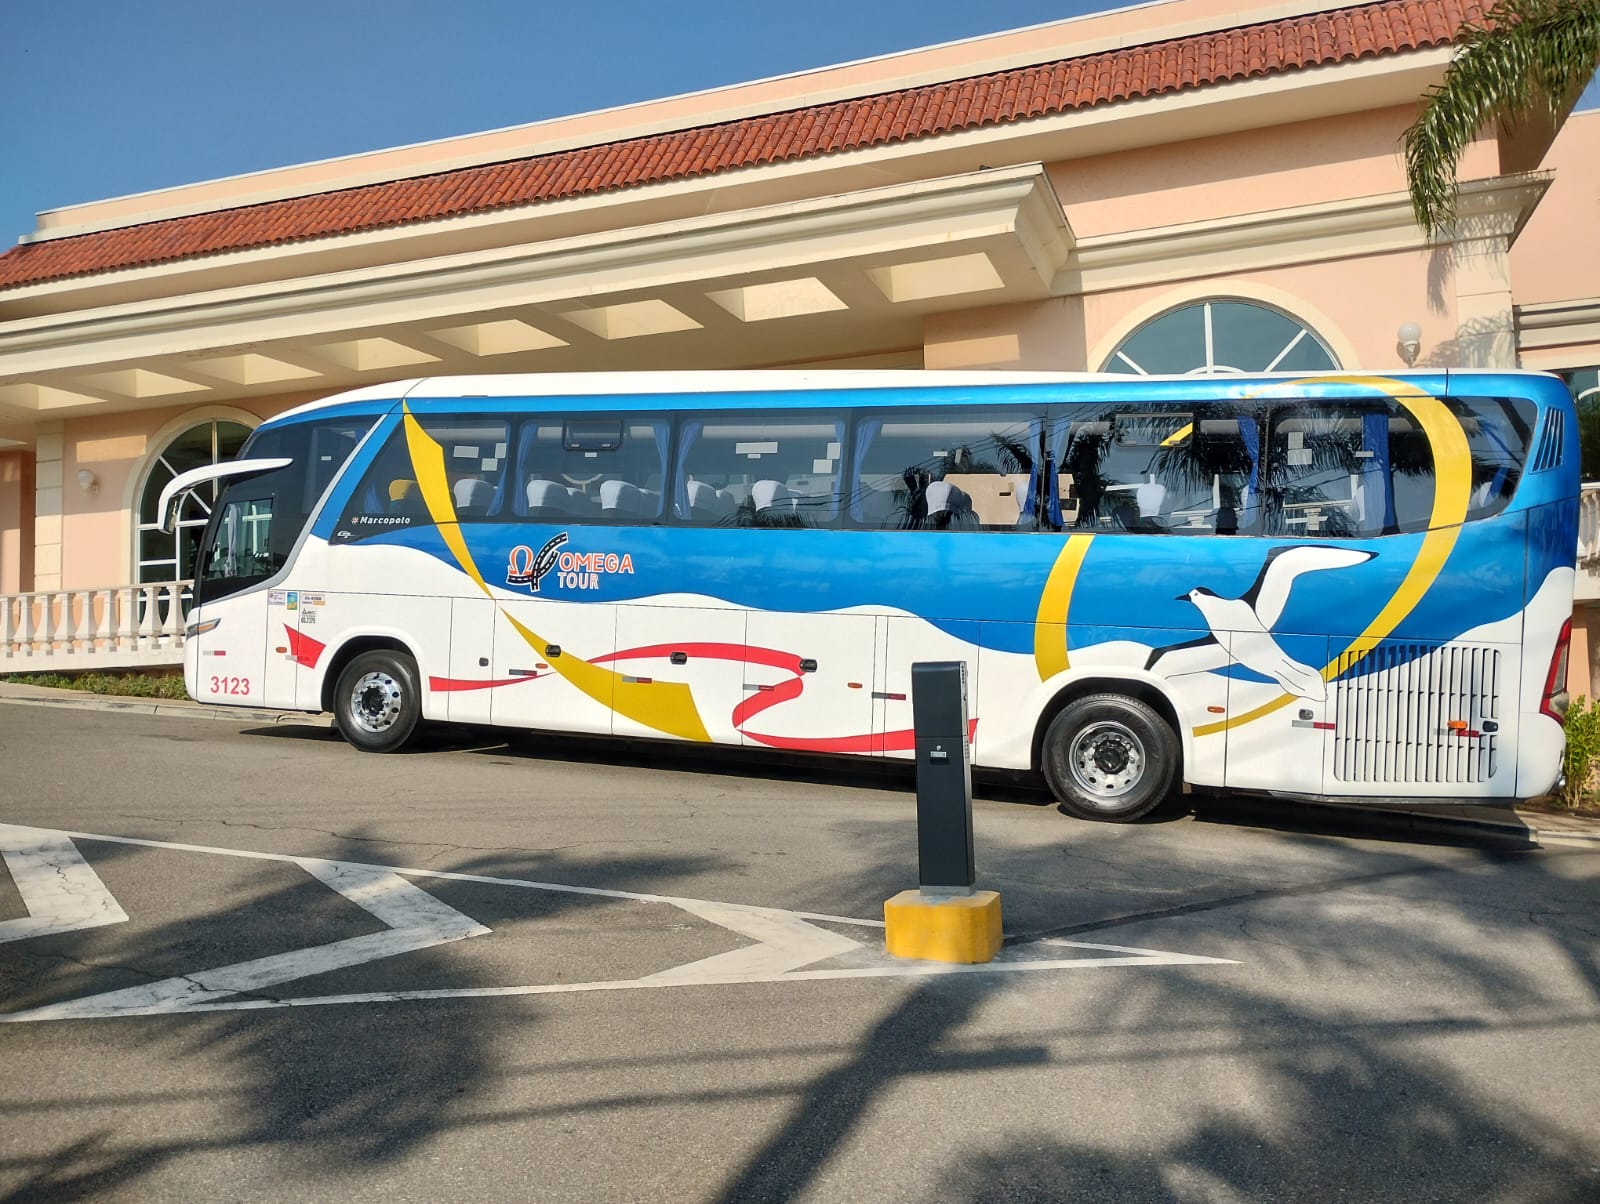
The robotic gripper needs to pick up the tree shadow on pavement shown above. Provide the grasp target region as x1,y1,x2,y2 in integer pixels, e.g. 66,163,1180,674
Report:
696,810,1600,1204
0,832,727,1202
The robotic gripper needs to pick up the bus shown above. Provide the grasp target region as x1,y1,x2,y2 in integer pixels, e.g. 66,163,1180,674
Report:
161,370,1579,822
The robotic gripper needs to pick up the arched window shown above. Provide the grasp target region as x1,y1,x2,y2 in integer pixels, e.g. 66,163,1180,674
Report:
1102,298,1339,376
134,416,253,584
1565,367,1600,483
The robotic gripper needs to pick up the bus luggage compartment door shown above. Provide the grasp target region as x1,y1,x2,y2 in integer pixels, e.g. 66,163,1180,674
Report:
742,612,878,754
491,598,618,737
883,617,980,762
1220,632,1332,796
613,604,748,746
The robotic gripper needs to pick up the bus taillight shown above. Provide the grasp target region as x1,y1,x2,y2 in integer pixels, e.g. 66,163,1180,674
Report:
1540,617,1573,722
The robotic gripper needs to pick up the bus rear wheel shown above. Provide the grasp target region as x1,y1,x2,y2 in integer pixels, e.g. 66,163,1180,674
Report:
1042,693,1177,822
336,650,421,753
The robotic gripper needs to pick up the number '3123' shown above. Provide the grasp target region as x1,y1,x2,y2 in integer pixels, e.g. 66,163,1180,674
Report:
210,676,250,695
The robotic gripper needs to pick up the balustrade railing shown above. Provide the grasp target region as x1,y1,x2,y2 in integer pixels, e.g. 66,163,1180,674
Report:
0,580,191,673
1581,484,1600,565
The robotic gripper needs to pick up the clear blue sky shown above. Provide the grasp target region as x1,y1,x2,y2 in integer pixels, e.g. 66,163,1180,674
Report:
1,0,1596,248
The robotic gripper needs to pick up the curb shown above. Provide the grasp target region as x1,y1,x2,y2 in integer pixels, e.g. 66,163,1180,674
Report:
0,686,331,729
1203,794,1600,851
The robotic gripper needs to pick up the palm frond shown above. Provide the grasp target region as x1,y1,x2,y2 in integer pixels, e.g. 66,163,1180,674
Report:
1403,0,1600,236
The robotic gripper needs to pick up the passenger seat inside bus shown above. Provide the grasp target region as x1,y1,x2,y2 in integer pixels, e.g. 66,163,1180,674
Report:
751,479,793,516
686,479,736,523
923,480,975,529
525,478,573,518
600,479,649,518
388,479,426,517
453,477,495,518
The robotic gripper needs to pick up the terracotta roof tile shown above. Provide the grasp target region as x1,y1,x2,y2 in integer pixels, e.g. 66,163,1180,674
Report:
0,0,1481,291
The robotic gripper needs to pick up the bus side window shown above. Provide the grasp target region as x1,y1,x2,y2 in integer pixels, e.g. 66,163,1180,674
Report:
1456,395,1536,520
674,415,845,528
850,411,1041,531
1261,402,1433,538
422,418,511,521
513,416,668,524
332,421,438,543
1057,411,1194,532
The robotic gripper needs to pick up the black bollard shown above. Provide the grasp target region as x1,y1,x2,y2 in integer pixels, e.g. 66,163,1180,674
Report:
911,660,975,893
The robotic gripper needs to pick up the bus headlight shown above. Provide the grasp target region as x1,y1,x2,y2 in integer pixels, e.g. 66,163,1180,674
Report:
184,618,221,638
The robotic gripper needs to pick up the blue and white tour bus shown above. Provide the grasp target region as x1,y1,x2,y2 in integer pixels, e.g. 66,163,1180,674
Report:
162,370,1579,822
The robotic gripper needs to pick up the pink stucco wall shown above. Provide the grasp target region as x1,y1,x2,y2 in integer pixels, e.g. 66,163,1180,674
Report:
1511,108,1600,308
1052,105,1428,238
926,249,1450,374
0,450,33,594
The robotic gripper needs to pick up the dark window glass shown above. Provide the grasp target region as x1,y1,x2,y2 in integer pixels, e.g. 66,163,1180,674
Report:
1103,298,1338,376
1047,394,1530,538
1262,405,1396,537
429,418,512,520
515,415,668,522
849,410,1041,530
198,418,369,600
1054,405,1263,533
1456,395,1536,520
334,414,511,538
674,415,844,528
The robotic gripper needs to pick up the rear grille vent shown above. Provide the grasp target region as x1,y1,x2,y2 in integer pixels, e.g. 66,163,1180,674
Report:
1330,643,1500,784
1531,408,1565,473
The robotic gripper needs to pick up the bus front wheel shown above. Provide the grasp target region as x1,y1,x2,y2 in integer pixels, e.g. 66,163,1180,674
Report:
1042,693,1177,822
335,650,421,753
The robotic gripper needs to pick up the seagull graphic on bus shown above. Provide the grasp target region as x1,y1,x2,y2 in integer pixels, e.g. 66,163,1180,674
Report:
1145,544,1377,701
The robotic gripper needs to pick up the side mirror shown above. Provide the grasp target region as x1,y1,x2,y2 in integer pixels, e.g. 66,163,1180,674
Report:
156,457,293,533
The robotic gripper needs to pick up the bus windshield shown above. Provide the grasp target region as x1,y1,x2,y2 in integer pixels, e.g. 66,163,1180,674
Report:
196,417,370,604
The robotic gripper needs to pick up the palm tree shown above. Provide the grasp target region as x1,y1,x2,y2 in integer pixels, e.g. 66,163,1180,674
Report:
1403,0,1600,237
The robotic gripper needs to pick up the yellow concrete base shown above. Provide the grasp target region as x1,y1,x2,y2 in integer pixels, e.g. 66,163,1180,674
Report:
883,889,1003,964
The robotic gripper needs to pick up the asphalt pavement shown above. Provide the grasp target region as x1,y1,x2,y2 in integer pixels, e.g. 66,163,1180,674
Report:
3,677,1597,848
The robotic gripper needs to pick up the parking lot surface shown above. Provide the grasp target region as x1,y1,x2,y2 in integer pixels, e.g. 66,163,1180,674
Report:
2,701,1598,1202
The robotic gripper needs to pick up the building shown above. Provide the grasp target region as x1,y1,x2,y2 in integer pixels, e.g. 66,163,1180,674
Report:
1,0,1597,686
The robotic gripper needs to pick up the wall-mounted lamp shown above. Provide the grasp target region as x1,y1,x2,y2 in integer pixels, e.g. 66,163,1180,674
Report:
1397,322,1423,367
75,468,98,495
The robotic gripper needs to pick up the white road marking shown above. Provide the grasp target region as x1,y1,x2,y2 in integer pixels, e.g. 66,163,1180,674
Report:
0,827,1237,1021
4,857,490,1022
0,825,128,944
639,900,862,984
297,858,487,936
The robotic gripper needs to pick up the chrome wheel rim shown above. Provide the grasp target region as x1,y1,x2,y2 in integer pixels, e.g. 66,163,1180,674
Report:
1067,720,1146,803
348,670,404,734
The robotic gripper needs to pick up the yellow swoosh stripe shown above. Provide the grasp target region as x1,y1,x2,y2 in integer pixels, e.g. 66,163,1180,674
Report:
1034,534,1094,680
402,406,711,743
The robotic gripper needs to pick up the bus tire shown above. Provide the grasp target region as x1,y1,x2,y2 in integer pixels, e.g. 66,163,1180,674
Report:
1042,693,1177,822
335,650,422,753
